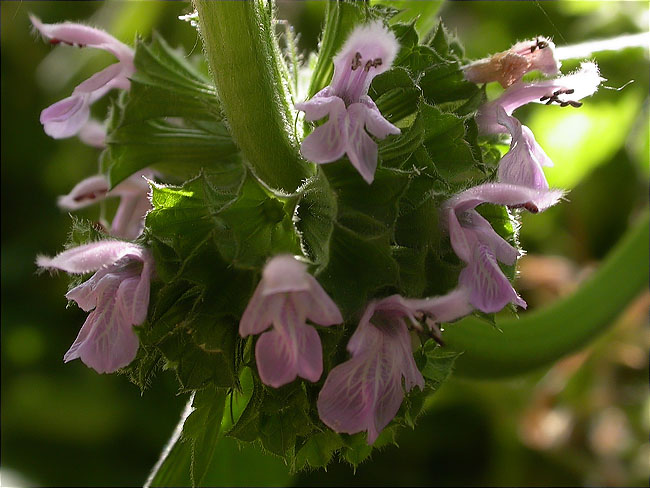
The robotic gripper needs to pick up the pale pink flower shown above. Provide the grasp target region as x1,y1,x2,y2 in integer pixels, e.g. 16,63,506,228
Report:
473,62,602,191
443,183,565,313
476,62,603,135
317,295,424,444
463,37,560,88
37,240,154,374
30,15,135,139
239,255,343,388
58,171,153,240
296,22,401,183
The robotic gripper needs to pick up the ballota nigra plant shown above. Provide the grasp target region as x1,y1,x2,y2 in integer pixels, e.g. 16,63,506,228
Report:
32,0,646,484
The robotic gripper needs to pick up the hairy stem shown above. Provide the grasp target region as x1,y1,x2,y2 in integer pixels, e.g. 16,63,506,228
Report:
193,0,310,193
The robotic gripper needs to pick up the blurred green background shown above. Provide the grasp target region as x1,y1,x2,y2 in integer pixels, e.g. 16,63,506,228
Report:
1,1,648,486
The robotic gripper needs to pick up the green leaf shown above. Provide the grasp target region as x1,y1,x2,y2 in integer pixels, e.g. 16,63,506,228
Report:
106,119,238,187
294,171,338,268
376,0,444,40
318,222,400,315
295,431,344,471
181,387,228,486
214,174,302,268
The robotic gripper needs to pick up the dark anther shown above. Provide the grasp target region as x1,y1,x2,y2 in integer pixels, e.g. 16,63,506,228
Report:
425,318,445,346
364,60,372,72
560,101,570,107
568,100,583,108
545,99,554,105
373,58,382,67
49,39,62,45
536,38,549,50
351,52,362,71
565,88,575,94
523,202,539,214
540,95,550,101
553,89,562,96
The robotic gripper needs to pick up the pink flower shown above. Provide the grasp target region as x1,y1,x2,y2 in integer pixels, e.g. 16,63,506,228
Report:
463,37,560,88
476,62,603,135
57,171,153,240
476,62,602,191
239,255,343,388
30,15,135,140
317,295,424,444
296,22,401,183
37,240,154,373
443,183,565,313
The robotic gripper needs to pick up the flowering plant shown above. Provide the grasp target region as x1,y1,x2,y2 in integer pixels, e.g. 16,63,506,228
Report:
28,1,648,485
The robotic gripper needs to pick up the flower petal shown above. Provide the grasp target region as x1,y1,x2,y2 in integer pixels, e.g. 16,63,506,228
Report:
57,175,109,210
30,15,134,64
40,94,90,139
295,88,340,121
78,119,107,148
458,244,526,313
406,287,474,324
260,255,312,295
299,100,348,164
346,103,378,184
36,240,145,274
446,182,565,215
255,304,323,387
331,21,399,102
64,275,139,373
239,290,282,337
359,96,401,139
303,275,343,326
465,210,519,265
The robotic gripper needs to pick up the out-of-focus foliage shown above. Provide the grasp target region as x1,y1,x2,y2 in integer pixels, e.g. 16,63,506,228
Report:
2,1,648,487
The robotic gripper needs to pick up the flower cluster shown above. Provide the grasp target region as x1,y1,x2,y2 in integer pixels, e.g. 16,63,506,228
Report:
34,14,603,449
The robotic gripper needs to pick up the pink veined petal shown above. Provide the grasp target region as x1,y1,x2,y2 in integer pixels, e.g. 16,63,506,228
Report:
346,103,379,184
447,182,565,215
78,119,107,148
36,240,144,274
30,15,134,63
239,290,285,337
57,174,110,210
303,275,343,326
295,88,341,121
406,287,474,324
496,107,550,190
318,312,421,444
300,101,348,164
261,255,312,295
255,300,323,387
465,210,519,266
64,274,139,373
115,263,151,325
359,96,401,139
458,244,527,313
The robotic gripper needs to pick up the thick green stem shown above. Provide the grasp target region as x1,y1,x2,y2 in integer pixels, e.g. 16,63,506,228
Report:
445,209,649,378
193,0,310,193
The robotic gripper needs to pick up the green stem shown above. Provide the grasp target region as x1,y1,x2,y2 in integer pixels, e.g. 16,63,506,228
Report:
444,209,649,378
193,0,310,193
